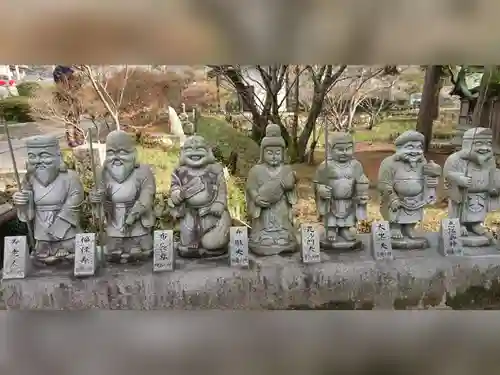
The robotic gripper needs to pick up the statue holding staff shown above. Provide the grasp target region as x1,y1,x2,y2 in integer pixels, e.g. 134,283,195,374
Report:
89,130,156,263
12,135,85,265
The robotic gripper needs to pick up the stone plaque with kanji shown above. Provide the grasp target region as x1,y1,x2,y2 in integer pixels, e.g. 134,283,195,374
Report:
2,235,29,280
229,226,249,267
371,221,393,260
301,224,321,264
74,233,97,276
153,230,174,272
439,218,463,256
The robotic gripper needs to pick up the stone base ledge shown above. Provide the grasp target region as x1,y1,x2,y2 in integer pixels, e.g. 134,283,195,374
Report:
2,233,500,310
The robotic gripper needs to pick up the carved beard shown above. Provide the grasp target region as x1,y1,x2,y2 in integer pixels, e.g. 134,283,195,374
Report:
32,164,58,187
107,161,135,183
470,151,492,166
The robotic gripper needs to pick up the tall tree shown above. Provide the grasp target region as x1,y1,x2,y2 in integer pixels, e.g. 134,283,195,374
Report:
207,65,351,162
416,65,443,152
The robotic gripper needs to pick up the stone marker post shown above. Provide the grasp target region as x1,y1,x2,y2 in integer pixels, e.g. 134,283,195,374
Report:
229,226,249,267
153,230,174,272
371,221,394,261
439,218,463,256
301,224,321,264
2,235,29,280
74,233,97,277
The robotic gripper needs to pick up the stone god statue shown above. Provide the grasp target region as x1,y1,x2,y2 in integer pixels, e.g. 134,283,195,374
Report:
378,130,441,249
12,135,84,265
89,130,156,263
246,123,298,256
444,127,500,247
168,135,231,258
314,132,370,251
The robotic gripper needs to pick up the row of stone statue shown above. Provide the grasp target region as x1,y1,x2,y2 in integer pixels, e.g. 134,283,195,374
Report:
8,123,499,267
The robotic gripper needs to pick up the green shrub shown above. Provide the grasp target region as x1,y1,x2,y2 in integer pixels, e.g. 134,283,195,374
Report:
0,96,33,122
17,82,41,97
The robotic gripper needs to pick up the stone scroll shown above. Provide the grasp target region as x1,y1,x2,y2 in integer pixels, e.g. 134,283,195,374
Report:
2,235,29,280
153,230,175,272
229,226,249,268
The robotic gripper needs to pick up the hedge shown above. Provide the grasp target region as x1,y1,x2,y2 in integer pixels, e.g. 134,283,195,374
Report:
17,81,41,97
0,96,33,122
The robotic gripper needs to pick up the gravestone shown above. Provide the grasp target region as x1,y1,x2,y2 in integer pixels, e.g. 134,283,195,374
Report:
229,226,249,267
301,224,321,264
74,233,97,277
371,221,393,261
2,235,29,280
439,218,463,256
153,230,174,272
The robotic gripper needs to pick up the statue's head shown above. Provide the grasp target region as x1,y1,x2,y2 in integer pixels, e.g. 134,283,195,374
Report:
178,112,189,122
327,132,354,163
26,135,65,186
259,123,285,167
105,130,138,183
462,127,493,165
394,131,425,167
179,135,215,168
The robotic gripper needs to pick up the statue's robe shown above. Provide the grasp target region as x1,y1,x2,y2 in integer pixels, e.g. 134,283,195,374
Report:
378,155,428,224
97,164,156,239
246,164,297,249
18,170,84,244
170,162,231,250
314,159,365,228
444,151,498,224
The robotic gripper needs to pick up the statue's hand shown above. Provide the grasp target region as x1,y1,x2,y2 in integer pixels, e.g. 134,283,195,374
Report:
357,195,369,205
125,210,141,225
89,189,105,204
490,188,500,197
170,189,184,205
12,190,31,206
317,185,332,199
281,172,295,190
209,202,225,217
389,199,401,212
456,175,472,188
255,196,271,208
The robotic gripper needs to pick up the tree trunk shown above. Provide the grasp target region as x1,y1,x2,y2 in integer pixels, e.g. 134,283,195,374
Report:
293,89,327,163
416,65,442,152
471,66,494,127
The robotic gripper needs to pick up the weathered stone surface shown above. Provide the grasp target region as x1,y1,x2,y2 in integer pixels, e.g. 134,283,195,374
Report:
2,233,500,310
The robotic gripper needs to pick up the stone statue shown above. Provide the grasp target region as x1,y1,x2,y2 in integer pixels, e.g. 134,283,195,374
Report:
168,135,231,258
378,130,441,249
12,135,84,265
89,130,156,263
444,127,500,247
246,123,298,256
314,132,370,251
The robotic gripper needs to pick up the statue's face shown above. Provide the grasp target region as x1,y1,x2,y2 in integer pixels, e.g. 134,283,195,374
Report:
397,140,424,165
471,137,493,165
330,142,353,163
105,145,136,183
263,146,283,167
27,147,59,186
181,139,210,168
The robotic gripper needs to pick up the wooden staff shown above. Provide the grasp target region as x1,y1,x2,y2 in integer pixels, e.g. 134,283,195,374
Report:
87,131,105,265
1,116,35,250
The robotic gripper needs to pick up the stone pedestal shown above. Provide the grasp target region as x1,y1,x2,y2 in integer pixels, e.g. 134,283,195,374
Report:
3,232,500,310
